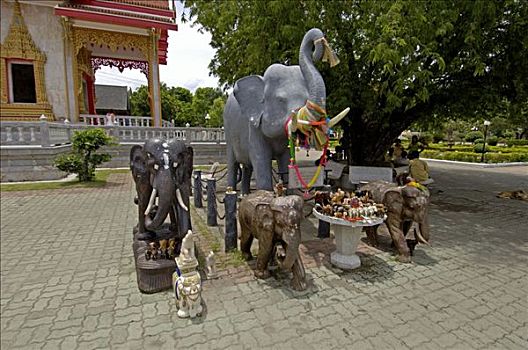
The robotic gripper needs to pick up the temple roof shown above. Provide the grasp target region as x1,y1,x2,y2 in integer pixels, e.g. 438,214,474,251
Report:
113,0,170,10
55,0,177,64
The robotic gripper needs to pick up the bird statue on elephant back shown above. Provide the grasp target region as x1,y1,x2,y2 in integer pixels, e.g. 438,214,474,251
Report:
360,181,431,263
130,138,193,240
238,191,307,291
223,28,350,194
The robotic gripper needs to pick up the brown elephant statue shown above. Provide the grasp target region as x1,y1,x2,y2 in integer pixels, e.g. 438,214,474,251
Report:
360,181,431,263
239,190,307,291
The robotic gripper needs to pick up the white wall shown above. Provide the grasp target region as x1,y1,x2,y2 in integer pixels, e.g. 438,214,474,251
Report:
0,1,67,120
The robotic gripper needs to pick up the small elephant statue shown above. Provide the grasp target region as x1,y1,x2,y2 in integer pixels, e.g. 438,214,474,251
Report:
360,181,431,262
173,271,202,318
130,138,193,240
239,190,307,291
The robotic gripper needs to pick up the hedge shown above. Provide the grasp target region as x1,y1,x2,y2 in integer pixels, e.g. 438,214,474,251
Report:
506,139,528,147
422,150,528,163
425,144,528,153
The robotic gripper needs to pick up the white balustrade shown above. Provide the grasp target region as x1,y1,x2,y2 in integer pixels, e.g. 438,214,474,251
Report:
1,120,225,146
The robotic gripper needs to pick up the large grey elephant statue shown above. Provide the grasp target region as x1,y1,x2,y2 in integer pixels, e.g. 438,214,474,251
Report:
239,190,307,291
223,28,349,193
360,181,431,262
130,138,193,240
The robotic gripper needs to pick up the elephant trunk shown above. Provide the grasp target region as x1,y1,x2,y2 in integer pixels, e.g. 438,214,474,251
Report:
145,170,174,231
299,28,326,109
281,231,300,271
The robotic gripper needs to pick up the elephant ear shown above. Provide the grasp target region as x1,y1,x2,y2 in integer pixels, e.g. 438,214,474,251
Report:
233,75,264,127
253,204,274,232
383,189,404,214
130,145,147,180
270,195,303,213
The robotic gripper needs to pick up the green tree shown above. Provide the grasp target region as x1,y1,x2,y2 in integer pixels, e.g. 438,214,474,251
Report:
130,84,227,127
130,85,150,117
54,129,115,182
208,96,226,127
190,87,224,126
183,0,528,164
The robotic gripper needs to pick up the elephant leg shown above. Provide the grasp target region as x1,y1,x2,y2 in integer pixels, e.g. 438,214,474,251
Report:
277,152,290,186
241,165,252,195
386,219,411,263
226,145,239,191
365,226,379,246
249,129,273,190
255,232,273,279
239,223,254,261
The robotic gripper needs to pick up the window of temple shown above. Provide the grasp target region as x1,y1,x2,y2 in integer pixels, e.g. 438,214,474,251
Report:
8,61,37,103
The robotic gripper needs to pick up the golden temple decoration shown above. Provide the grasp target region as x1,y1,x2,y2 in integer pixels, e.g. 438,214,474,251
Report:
0,0,53,120
76,47,94,113
72,27,149,60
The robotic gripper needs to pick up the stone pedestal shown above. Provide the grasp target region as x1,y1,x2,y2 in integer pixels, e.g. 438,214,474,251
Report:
330,225,363,269
313,209,385,270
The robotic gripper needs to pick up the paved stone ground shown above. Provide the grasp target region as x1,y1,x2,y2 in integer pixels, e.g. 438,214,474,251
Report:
1,164,527,349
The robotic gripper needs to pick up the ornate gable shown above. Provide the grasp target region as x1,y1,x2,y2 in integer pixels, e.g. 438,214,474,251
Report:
0,0,52,120
0,0,46,62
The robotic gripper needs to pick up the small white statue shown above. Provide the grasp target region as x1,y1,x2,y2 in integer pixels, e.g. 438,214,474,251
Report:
180,230,195,264
205,251,217,279
173,271,202,318
173,229,202,318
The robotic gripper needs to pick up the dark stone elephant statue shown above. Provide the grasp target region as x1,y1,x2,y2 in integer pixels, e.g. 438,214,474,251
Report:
223,28,349,194
360,181,431,263
130,138,193,240
238,191,307,291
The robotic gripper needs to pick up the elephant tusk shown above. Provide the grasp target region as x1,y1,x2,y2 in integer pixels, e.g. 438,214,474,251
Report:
415,227,431,246
145,188,157,215
327,107,350,128
176,189,188,212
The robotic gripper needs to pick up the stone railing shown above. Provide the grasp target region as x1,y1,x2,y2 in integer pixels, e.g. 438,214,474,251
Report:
79,114,176,128
0,118,225,147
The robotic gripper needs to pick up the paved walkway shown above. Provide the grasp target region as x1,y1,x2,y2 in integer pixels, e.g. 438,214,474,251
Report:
1,164,527,349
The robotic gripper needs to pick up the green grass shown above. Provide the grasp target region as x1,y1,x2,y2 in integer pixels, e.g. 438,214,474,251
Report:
0,169,129,192
226,250,247,268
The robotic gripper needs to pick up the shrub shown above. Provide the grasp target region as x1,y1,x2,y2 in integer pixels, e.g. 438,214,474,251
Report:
474,138,484,144
465,131,484,143
419,132,433,145
487,136,498,146
506,139,528,147
54,128,115,181
502,130,516,139
473,143,486,153
432,131,445,143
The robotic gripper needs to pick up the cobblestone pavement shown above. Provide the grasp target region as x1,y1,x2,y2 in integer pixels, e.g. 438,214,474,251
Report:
1,165,527,349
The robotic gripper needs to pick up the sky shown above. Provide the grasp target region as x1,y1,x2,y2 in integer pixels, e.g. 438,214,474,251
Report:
94,2,219,92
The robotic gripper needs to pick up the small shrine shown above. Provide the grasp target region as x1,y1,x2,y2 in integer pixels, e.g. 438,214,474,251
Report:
0,0,177,125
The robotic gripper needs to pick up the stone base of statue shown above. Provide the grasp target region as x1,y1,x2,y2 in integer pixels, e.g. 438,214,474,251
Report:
173,231,203,318
132,224,182,294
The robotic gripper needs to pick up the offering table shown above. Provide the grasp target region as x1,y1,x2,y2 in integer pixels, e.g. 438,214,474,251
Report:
313,209,385,269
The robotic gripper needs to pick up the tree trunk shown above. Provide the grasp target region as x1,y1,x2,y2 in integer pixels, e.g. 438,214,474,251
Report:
342,110,417,166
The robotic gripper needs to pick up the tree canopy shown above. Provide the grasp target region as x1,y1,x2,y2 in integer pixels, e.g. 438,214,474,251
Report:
183,0,528,164
130,84,225,127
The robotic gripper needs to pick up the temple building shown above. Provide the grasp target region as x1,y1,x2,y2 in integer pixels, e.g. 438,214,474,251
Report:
0,0,177,126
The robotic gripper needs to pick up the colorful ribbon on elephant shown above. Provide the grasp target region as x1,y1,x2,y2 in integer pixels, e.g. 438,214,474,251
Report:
286,100,330,190
293,100,329,151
